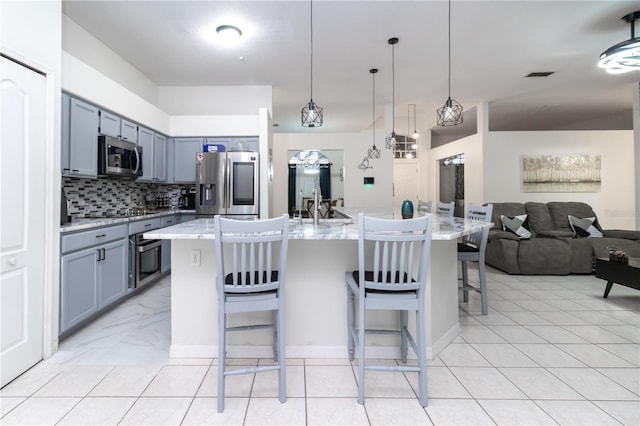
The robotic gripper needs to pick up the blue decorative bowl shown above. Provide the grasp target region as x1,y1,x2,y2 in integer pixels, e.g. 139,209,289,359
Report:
401,200,414,219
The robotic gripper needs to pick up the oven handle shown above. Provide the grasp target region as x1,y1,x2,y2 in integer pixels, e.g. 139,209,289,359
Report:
138,240,161,253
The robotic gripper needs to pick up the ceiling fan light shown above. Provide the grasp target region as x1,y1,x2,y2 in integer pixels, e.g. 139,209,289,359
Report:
598,37,640,74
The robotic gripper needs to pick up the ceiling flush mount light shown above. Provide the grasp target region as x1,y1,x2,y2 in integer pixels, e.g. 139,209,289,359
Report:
599,11,640,74
437,0,463,126
216,25,242,41
301,0,323,127
385,37,399,149
368,68,381,159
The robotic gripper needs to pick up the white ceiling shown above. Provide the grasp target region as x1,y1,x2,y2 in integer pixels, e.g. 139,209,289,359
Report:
62,0,640,137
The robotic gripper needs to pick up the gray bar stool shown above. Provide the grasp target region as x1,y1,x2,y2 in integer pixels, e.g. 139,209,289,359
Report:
213,214,289,412
345,212,433,406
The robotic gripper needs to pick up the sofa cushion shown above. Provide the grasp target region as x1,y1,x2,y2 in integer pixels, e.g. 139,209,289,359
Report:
547,202,601,231
568,215,603,238
500,214,532,239
524,202,554,234
489,203,526,231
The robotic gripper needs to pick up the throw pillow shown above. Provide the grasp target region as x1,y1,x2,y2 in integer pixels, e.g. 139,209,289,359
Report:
568,215,603,238
500,214,532,239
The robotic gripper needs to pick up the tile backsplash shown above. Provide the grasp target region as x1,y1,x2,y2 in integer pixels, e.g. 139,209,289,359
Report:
63,177,193,218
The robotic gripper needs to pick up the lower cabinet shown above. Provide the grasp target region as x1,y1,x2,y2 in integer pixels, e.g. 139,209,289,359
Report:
60,226,128,335
160,215,178,274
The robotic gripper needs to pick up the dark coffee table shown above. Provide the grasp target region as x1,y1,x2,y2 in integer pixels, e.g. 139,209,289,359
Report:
595,257,640,298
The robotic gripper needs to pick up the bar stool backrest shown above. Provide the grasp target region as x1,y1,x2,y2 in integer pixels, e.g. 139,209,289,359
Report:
436,201,455,217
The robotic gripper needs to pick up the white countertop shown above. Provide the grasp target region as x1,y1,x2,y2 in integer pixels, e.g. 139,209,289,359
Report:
60,210,196,233
143,213,490,241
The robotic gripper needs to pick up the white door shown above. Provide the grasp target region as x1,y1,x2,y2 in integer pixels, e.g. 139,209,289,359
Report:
393,160,419,216
1,56,46,387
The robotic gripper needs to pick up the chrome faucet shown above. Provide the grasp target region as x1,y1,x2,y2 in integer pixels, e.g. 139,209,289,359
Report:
313,188,321,226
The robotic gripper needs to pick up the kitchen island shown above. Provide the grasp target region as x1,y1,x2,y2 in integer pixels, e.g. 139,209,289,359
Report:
144,213,489,360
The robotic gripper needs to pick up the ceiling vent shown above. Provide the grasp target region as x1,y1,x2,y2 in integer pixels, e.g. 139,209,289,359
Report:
525,72,554,77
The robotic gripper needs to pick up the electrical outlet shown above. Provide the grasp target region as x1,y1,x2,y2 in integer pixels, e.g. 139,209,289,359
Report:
190,249,201,266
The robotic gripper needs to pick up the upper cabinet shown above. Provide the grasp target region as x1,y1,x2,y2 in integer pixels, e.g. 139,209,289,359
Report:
172,138,203,183
154,133,167,182
137,126,154,182
61,96,99,178
98,110,120,138
137,126,167,183
120,119,138,143
99,111,138,143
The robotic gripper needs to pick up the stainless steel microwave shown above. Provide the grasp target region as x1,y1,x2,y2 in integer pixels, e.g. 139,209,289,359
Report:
98,135,143,178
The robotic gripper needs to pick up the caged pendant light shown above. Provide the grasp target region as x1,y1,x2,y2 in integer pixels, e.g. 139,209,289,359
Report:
598,11,640,74
368,68,381,159
385,37,399,149
301,0,323,127
437,0,463,126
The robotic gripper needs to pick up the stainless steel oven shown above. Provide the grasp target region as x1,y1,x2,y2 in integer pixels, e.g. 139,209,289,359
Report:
129,233,162,288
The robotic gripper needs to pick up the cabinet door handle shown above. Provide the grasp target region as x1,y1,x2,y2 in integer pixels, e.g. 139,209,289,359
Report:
97,248,102,262
101,248,106,260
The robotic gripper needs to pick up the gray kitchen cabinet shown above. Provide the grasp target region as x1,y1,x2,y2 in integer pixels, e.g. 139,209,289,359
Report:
120,119,138,143
67,97,99,178
139,129,167,183
160,215,177,274
60,224,128,335
60,246,99,333
61,93,71,175
99,110,120,138
153,133,167,182
204,137,231,152
180,213,196,222
137,126,154,182
98,238,128,307
230,137,259,152
172,138,203,183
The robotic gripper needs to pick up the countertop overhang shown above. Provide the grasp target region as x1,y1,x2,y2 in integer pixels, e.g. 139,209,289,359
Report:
143,212,491,241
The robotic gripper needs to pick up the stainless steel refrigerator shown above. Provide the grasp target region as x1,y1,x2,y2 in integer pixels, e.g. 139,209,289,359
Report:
195,151,259,218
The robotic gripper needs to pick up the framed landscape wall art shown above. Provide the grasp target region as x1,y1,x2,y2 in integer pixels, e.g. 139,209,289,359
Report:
522,154,601,193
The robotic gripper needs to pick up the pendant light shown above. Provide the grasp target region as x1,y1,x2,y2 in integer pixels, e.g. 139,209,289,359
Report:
598,11,640,74
410,104,419,139
301,0,323,127
437,0,463,126
385,37,399,149
368,68,381,159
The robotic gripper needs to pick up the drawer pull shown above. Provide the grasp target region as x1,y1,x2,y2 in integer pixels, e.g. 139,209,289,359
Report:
95,234,107,238
144,224,152,227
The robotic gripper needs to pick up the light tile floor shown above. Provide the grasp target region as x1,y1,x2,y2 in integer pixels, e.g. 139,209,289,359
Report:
1,268,639,425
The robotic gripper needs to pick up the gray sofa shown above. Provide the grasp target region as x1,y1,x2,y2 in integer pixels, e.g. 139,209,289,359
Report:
485,201,640,275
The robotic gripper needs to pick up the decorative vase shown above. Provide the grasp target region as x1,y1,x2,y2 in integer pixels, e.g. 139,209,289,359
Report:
401,200,414,219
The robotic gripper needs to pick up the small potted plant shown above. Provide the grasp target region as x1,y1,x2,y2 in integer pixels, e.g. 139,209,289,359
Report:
608,245,629,264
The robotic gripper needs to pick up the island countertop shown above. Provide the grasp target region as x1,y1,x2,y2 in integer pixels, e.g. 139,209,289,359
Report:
144,213,490,241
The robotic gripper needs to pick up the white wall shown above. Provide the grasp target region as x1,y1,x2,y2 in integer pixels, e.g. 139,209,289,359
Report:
272,132,393,216
169,115,259,136
62,52,170,134
484,130,635,229
1,0,62,357
158,86,272,116
62,15,158,105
